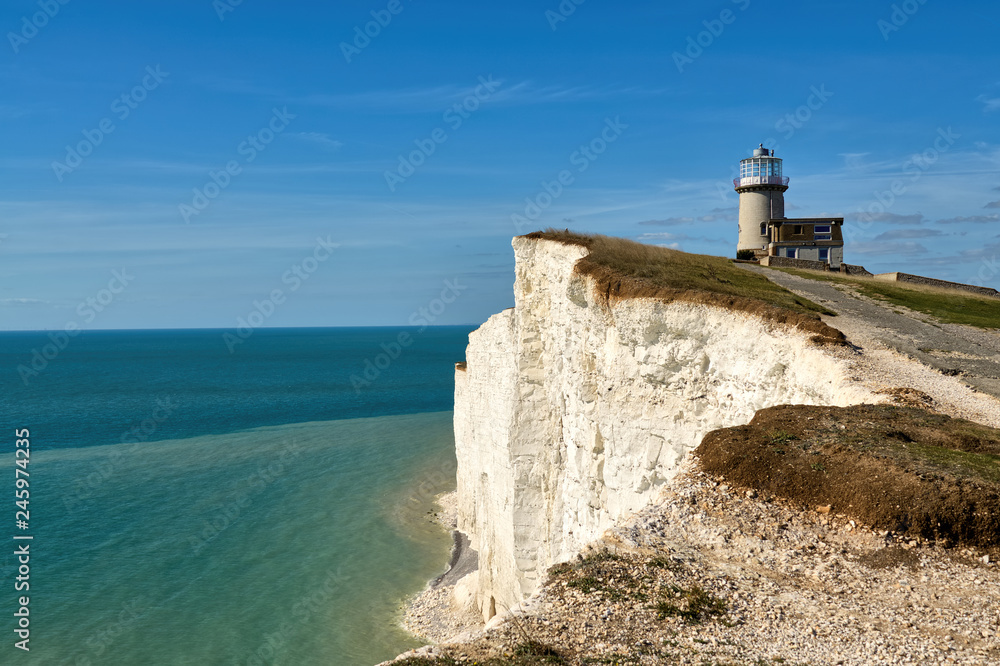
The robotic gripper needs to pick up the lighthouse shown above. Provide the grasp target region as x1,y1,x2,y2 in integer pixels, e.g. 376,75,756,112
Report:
733,145,845,268
735,144,788,252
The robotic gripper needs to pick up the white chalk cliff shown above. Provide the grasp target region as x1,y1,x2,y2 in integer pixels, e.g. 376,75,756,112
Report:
453,236,875,621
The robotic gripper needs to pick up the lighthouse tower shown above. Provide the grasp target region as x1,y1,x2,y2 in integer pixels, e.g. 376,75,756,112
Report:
735,144,789,253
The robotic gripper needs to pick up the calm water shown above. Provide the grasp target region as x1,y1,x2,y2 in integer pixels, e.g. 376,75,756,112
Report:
0,327,473,665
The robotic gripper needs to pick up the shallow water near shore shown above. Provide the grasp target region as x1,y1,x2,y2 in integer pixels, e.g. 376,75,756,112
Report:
0,327,470,665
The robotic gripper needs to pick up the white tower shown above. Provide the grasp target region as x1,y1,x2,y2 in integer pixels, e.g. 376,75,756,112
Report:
735,144,788,253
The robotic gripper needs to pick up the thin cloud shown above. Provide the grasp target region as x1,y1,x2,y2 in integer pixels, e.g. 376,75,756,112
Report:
636,232,728,246
639,217,697,226
873,229,945,241
639,210,734,226
291,80,655,113
636,232,694,242
839,152,870,170
986,200,1000,209
0,298,48,305
977,94,1000,113
290,132,343,151
845,212,925,225
936,214,1000,224
851,241,928,256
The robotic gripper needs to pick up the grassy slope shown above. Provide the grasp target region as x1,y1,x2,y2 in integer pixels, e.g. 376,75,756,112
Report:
698,404,1000,550
525,230,846,343
775,267,1000,329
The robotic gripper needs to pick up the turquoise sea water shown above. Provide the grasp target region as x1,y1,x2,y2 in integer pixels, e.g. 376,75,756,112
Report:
0,327,473,665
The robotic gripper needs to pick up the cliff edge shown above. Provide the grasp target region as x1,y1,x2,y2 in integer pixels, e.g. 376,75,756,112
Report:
452,233,875,622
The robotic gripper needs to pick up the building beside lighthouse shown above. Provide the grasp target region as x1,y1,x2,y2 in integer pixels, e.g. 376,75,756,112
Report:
735,145,844,268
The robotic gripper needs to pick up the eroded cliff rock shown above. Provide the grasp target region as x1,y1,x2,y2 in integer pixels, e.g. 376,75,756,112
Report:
454,236,875,621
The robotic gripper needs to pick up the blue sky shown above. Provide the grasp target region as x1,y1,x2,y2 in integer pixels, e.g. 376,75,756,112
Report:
1,0,999,330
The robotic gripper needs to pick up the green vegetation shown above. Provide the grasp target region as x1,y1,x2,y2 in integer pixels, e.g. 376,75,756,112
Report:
774,267,1000,329
653,584,729,624
736,249,756,260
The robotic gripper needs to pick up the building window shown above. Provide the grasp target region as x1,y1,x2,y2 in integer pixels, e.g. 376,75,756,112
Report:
814,225,831,233
819,248,829,262
814,234,832,241
785,248,797,258
760,222,766,236
793,225,802,235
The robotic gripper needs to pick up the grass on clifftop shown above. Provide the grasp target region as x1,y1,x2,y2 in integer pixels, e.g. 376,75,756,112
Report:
774,267,1000,329
697,404,1000,551
525,230,845,344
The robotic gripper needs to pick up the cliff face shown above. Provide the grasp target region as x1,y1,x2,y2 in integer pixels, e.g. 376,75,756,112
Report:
454,237,873,621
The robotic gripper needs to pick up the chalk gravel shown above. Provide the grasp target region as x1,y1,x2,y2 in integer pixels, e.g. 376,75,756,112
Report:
390,466,999,665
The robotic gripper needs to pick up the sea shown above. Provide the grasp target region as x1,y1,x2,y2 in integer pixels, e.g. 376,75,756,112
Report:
0,326,475,666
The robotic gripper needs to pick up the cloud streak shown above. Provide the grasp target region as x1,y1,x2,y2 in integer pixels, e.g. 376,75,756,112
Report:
873,228,944,241
936,214,1000,224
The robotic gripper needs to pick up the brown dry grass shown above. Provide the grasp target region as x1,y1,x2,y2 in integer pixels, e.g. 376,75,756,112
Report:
524,229,846,345
697,403,1000,551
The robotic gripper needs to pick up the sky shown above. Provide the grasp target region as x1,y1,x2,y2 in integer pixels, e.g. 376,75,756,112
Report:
1,0,999,330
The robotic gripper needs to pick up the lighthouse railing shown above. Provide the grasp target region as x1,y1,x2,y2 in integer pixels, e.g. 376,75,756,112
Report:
734,176,789,188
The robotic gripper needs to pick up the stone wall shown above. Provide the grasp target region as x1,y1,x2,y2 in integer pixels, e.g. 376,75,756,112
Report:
759,255,829,271
873,272,999,298
840,263,873,277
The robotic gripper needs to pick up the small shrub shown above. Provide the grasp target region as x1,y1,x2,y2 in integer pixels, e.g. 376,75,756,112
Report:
653,585,728,624
513,640,565,662
736,249,756,260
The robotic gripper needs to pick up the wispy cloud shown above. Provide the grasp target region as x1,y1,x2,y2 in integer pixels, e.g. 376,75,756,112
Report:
851,241,928,256
0,298,48,305
638,208,735,226
873,228,944,240
839,152,870,170
986,200,1000,208
638,217,698,226
289,132,343,151
845,212,925,225
977,94,1000,113
637,231,727,246
290,80,657,113
936,213,1000,224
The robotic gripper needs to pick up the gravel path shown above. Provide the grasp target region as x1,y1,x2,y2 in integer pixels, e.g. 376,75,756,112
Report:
739,265,1000,402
